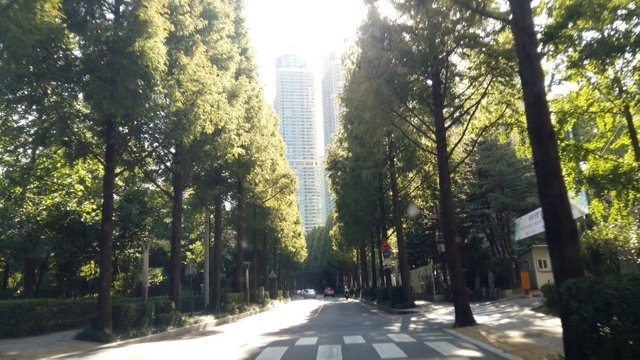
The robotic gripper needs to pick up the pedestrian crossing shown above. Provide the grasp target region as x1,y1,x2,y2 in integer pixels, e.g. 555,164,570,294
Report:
253,332,500,359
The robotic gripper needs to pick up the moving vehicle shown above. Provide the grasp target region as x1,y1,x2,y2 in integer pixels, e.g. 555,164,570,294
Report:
323,287,335,297
302,289,316,299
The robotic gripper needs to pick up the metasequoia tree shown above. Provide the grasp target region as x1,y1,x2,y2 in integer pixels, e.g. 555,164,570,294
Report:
351,0,510,326
455,0,587,355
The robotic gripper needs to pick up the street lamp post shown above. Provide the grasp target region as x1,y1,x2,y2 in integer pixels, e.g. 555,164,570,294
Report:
244,261,251,304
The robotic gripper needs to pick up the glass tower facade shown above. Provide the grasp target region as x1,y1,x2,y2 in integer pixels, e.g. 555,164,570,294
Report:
275,54,324,233
321,52,344,219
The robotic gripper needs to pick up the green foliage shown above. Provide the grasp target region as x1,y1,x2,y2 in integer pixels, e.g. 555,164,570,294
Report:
540,283,559,315
0,298,95,338
561,273,640,359
364,286,414,309
77,297,182,342
580,223,640,276
112,300,155,332
153,310,183,331
221,292,245,314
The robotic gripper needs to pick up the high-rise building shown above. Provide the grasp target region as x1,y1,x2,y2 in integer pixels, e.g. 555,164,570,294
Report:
321,52,344,219
275,54,324,233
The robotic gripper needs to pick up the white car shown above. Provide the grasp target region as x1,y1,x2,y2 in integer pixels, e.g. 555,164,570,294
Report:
302,289,316,299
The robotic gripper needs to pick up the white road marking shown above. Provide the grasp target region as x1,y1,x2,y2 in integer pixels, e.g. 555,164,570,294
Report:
426,341,483,357
296,337,319,346
343,335,365,344
423,336,454,340
316,345,342,360
255,346,288,360
372,343,407,358
387,333,416,342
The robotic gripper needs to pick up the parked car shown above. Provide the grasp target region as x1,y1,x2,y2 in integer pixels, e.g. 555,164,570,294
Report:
302,289,316,299
323,287,335,297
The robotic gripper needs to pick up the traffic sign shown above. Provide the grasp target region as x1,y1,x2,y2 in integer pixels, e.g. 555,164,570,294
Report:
382,249,392,258
380,239,392,252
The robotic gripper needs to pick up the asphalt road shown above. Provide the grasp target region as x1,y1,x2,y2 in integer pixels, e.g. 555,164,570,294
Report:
247,296,505,360
56,296,508,360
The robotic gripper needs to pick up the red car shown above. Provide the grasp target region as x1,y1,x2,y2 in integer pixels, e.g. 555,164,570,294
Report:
323,287,335,297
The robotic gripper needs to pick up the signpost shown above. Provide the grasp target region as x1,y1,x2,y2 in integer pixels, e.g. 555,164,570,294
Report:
380,240,392,268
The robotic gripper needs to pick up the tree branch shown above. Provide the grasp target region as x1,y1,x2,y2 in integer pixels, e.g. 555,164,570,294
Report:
453,0,510,24
388,114,437,156
391,108,436,143
450,105,506,174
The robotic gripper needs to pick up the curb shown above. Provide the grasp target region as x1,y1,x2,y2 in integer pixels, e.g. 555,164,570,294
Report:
360,298,524,360
107,303,280,346
356,299,420,315
444,328,523,360
47,301,286,358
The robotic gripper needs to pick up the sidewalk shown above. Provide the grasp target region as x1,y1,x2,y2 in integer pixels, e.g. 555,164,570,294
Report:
0,305,279,359
0,296,562,359
415,295,564,360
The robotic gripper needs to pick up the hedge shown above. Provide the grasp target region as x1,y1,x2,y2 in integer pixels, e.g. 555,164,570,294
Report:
358,286,413,309
0,298,95,338
540,283,559,315
0,297,180,339
222,292,246,314
561,273,640,359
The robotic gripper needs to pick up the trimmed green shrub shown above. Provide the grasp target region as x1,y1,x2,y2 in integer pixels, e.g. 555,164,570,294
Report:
180,293,204,313
256,287,270,306
374,287,389,303
540,283,559,315
150,297,175,314
154,311,183,331
362,287,375,301
222,292,245,314
0,298,95,338
112,300,154,332
561,273,640,359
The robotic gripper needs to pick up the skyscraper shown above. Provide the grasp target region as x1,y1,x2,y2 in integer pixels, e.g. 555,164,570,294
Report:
321,52,344,218
275,54,324,233
322,52,344,149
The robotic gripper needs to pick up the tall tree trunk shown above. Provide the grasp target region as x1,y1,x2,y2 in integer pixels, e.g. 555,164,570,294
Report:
34,253,49,297
386,133,412,302
1,263,9,291
612,76,640,163
262,232,269,289
169,142,184,310
23,257,36,298
508,1,585,357
370,227,378,288
204,207,210,308
236,179,246,293
359,240,369,288
377,172,391,288
252,206,258,300
431,67,475,327
97,117,116,333
622,103,640,163
212,170,223,312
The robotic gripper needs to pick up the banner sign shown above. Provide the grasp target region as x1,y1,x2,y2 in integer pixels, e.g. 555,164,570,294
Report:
514,192,589,240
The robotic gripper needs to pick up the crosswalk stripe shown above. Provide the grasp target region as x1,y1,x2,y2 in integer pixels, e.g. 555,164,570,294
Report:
372,343,407,359
296,337,319,345
387,333,416,342
423,336,454,340
425,341,483,357
255,346,288,360
343,335,365,344
317,345,342,360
